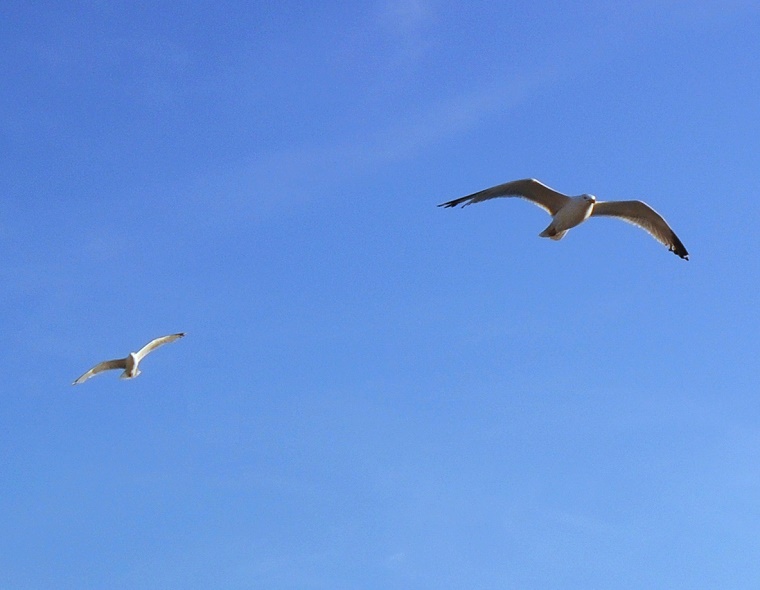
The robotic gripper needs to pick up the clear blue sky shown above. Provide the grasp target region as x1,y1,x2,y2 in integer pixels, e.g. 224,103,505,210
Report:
2,2,760,588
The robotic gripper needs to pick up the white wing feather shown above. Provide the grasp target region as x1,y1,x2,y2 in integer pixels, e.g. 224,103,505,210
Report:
439,178,571,216
134,333,186,362
591,200,688,259
72,358,127,385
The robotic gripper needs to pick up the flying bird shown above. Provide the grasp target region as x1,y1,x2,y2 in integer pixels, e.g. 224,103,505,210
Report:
439,178,688,259
72,333,186,385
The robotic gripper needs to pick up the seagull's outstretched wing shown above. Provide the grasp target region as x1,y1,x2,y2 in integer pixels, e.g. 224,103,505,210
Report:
134,332,186,362
591,200,689,260
73,358,127,385
438,178,571,216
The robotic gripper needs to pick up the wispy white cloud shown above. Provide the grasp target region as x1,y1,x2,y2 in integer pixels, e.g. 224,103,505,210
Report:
377,0,430,34
188,70,555,222
386,550,406,567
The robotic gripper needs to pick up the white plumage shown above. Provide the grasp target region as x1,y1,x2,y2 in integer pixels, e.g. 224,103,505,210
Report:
73,333,186,385
439,178,689,259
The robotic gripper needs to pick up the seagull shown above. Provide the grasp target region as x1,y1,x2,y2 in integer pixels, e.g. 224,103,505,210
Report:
72,333,186,385
439,178,688,259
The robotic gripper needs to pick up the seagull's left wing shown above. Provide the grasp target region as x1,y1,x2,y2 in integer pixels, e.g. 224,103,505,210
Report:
72,358,127,385
591,200,689,260
438,178,570,216
134,333,186,362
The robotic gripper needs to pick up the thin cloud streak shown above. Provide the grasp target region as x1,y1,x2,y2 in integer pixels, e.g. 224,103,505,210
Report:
189,71,556,222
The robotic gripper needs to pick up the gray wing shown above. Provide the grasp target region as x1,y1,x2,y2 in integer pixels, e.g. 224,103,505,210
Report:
438,178,571,216
591,200,689,260
134,332,186,362
72,358,127,385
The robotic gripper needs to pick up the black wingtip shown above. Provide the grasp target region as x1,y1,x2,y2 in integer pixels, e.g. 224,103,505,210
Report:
667,231,689,260
438,198,470,208
671,245,689,260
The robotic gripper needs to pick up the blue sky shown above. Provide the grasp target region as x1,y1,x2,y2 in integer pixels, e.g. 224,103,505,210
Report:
2,1,760,588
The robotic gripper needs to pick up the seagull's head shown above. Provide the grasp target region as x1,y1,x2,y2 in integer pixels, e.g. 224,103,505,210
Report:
582,194,597,204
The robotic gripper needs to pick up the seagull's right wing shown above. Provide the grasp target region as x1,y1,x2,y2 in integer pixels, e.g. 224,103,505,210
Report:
134,333,186,362
72,359,127,385
438,178,570,216
591,200,689,260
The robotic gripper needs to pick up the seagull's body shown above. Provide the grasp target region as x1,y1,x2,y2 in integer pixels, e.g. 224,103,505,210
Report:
439,178,688,259
73,333,185,385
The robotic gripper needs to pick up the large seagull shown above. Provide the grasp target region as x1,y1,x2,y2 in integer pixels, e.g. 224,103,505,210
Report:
439,178,688,259
73,333,186,385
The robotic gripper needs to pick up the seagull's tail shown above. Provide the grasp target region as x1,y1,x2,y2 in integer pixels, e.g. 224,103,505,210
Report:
539,226,567,241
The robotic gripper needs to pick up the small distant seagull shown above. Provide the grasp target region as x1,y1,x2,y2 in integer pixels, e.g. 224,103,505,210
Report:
72,333,186,385
439,178,688,259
